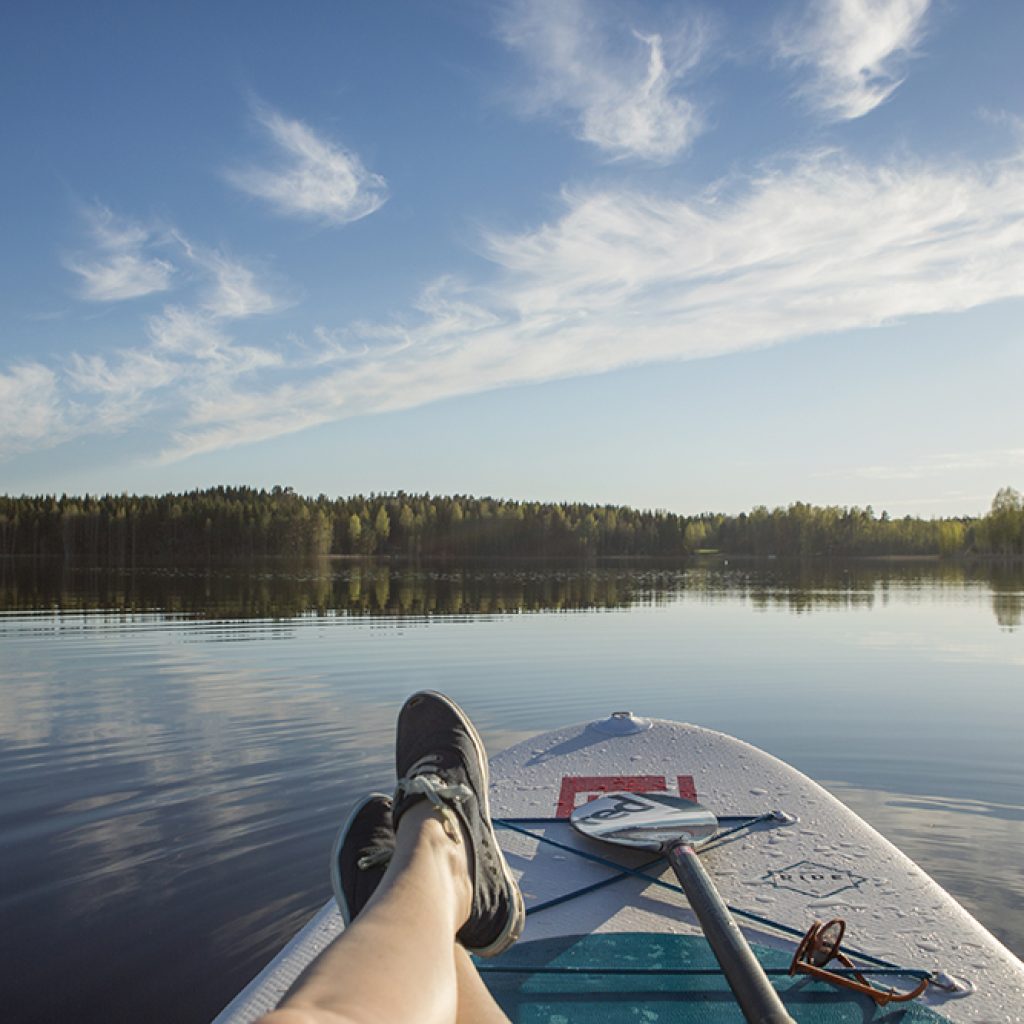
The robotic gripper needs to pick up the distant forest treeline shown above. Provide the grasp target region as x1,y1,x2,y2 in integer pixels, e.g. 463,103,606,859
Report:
0,486,1022,563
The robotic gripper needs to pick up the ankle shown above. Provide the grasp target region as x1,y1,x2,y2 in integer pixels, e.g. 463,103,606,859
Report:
397,802,473,926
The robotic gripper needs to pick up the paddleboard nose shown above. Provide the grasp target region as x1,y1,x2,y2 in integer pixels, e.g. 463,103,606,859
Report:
590,710,653,735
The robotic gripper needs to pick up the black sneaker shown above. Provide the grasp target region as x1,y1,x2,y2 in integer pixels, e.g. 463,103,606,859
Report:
392,691,525,957
330,794,395,925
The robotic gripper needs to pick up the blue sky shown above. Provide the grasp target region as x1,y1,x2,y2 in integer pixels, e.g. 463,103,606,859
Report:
2,0,1022,516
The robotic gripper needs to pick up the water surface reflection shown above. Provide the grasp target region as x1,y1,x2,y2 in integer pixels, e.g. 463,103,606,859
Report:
1,557,1021,627
1,558,1021,1023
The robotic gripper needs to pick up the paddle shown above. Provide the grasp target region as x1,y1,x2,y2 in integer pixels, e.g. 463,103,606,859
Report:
571,792,796,1024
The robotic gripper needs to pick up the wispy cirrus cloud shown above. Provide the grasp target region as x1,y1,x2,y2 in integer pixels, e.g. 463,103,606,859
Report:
160,145,1024,461
66,349,181,432
38,203,287,452
11,144,1024,467
500,0,708,162
170,233,285,320
64,205,285,322
54,303,283,447
147,305,282,375
226,106,388,225
778,0,930,120
0,364,68,458
847,450,1024,481
65,205,175,301
201,253,282,319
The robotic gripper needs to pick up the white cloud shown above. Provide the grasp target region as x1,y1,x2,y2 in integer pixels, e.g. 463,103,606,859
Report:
227,107,388,225
201,253,281,319
65,349,181,431
170,235,284,319
160,146,1024,460
46,212,285,447
500,0,707,162
14,144,1024,467
67,253,175,302
0,364,68,458
41,305,283,451
67,349,179,396
147,306,283,375
65,205,175,301
778,0,930,120
848,450,1024,481
66,206,281,317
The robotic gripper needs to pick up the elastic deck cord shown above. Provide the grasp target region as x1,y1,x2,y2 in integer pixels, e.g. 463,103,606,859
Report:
490,815,929,980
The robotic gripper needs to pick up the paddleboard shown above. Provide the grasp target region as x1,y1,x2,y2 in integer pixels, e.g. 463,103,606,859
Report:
213,713,1024,1022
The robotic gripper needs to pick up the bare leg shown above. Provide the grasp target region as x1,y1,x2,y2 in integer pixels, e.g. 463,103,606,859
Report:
453,945,514,1024
260,802,481,1024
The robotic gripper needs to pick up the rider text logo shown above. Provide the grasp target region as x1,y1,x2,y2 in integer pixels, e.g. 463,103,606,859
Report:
760,860,868,899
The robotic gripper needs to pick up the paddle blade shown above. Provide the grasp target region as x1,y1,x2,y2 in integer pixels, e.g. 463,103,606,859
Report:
570,792,718,851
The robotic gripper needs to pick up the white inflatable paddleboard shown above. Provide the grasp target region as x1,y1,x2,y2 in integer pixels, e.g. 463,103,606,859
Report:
214,714,1024,1023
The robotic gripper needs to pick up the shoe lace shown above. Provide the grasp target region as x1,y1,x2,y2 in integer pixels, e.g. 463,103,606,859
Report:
357,843,394,871
395,773,473,843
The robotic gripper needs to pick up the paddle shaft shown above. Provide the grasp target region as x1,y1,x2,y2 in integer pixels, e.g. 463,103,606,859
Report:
667,841,796,1024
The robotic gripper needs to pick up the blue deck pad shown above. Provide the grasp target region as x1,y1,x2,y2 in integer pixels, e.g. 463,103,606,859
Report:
477,934,951,1023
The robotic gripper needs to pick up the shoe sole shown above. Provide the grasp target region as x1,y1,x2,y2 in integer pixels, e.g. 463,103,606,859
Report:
330,792,391,926
407,690,526,957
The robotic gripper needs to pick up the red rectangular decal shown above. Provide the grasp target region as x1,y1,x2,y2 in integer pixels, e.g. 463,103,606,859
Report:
556,774,696,817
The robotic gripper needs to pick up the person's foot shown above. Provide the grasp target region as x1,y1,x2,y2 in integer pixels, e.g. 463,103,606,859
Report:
392,691,525,957
330,794,395,925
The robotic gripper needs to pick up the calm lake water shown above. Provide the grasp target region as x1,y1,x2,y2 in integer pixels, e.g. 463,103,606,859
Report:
1,558,1022,1022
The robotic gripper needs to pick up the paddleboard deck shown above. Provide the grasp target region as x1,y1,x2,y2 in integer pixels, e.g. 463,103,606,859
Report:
214,714,1024,1023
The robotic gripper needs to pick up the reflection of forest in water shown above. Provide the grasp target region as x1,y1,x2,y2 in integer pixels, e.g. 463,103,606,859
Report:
1,557,1021,628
